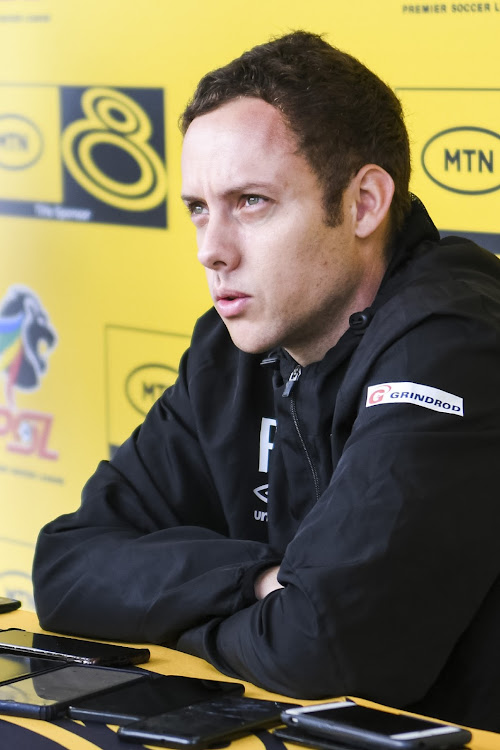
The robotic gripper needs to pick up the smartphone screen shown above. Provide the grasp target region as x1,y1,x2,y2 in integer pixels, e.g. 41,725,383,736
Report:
69,674,245,724
282,702,472,750
118,696,295,748
0,597,21,614
0,628,150,666
0,652,67,686
0,663,147,720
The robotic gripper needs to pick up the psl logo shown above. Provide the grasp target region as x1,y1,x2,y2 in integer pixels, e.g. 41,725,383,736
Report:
0,286,58,459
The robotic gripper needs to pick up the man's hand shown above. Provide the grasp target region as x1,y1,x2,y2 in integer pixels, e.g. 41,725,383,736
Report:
254,565,283,600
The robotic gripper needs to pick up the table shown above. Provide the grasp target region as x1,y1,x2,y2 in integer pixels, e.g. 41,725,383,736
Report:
0,609,498,750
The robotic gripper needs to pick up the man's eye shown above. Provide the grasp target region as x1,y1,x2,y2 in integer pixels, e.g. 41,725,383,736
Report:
188,203,207,216
244,195,265,207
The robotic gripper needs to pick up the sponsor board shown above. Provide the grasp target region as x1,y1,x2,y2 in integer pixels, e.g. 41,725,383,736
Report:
105,325,190,457
0,283,62,605
421,126,499,195
0,85,167,227
0,284,59,606
0,86,61,203
397,87,500,243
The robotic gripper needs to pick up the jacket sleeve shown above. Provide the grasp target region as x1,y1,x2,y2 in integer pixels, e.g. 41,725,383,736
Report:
32,341,278,644
176,310,500,706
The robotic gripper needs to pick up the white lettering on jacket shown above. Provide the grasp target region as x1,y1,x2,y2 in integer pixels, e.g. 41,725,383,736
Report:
366,382,464,416
259,417,277,472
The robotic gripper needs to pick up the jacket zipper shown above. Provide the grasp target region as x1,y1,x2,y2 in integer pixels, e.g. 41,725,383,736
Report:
282,365,321,501
282,365,301,397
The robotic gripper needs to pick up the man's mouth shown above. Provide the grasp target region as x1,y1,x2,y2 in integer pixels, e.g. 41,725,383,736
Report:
215,291,250,317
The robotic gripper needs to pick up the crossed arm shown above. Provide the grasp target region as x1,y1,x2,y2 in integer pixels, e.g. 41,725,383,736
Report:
33,311,500,703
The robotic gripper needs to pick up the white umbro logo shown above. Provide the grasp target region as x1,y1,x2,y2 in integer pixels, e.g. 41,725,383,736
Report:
253,484,269,503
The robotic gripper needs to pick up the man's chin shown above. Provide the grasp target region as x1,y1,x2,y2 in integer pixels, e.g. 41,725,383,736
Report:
223,324,274,356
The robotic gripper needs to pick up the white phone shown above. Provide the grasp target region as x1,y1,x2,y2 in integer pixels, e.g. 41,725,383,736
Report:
281,701,472,750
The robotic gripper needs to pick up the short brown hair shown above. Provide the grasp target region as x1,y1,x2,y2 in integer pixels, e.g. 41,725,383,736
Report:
180,31,411,232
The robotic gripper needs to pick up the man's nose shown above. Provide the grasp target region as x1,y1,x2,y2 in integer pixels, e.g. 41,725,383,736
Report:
197,214,240,271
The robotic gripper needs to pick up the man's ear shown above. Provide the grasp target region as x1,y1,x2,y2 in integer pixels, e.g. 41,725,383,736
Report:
352,164,395,239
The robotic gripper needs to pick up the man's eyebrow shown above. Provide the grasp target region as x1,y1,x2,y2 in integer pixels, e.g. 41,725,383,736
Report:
180,194,202,204
226,182,274,193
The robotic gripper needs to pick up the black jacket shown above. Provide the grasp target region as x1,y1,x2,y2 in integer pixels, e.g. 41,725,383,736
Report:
33,199,500,731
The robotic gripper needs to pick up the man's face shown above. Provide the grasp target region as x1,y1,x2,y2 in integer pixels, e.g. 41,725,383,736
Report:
181,97,372,365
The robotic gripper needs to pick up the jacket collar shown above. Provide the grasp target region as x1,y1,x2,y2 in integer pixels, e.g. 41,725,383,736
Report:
381,194,440,284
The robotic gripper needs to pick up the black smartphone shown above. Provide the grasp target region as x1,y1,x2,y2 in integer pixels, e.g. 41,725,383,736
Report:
0,663,147,720
118,696,296,748
0,597,21,614
0,652,68,685
68,674,245,724
0,628,150,666
281,701,472,750
274,725,361,750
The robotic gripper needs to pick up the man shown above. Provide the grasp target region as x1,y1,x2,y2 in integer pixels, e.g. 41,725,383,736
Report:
33,31,500,731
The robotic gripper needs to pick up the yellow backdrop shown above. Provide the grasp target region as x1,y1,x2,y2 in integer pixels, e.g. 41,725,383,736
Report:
1,0,499,607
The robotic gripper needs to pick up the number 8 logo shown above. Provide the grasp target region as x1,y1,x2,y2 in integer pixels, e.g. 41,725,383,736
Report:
61,87,166,212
